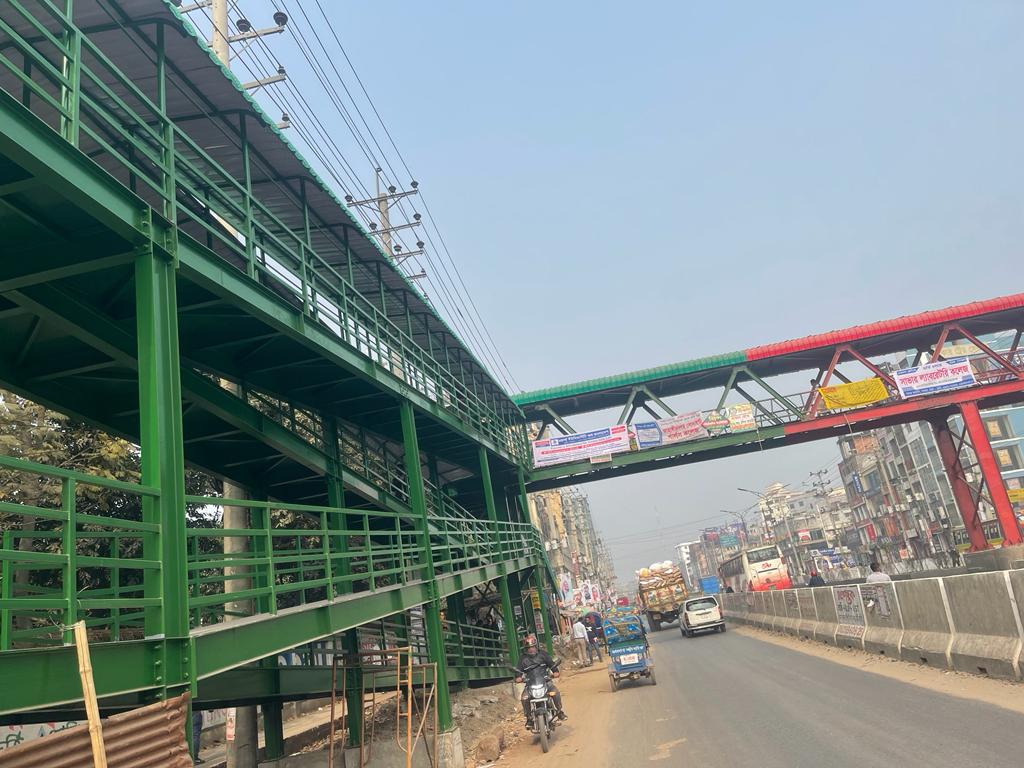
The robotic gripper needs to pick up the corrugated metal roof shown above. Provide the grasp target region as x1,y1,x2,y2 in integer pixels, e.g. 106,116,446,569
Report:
0,693,192,768
2,0,512,405
512,352,748,405
745,293,1024,360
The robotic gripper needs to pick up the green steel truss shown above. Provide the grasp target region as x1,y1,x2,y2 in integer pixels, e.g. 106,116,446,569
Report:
0,0,556,727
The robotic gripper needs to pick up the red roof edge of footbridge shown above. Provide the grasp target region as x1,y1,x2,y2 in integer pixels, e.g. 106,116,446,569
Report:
745,293,1024,361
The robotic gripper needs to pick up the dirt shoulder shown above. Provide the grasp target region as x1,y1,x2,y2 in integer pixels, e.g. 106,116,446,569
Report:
494,660,615,768
732,625,1024,715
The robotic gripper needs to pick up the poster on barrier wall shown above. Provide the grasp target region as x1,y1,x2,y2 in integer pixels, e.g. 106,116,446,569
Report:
833,586,866,639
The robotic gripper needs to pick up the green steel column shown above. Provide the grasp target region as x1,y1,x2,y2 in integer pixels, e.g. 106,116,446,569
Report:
446,593,468,689
516,466,530,524
480,447,519,666
262,702,284,760
533,568,553,653
400,401,453,731
324,419,363,747
515,469,553,652
135,239,189,699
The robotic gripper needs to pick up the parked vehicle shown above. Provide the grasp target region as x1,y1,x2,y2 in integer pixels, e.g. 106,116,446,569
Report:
718,545,793,592
636,561,687,630
604,612,656,690
523,663,560,753
680,595,725,637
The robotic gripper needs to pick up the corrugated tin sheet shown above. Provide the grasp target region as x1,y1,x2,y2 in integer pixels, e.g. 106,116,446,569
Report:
746,293,1024,361
512,351,748,405
0,694,192,768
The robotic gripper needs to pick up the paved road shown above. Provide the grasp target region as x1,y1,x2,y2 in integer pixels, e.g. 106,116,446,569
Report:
601,626,1024,767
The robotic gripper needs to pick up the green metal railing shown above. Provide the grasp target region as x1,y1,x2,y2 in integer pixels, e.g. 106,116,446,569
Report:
290,614,509,674
0,454,541,648
0,454,160,649
0,0,528,463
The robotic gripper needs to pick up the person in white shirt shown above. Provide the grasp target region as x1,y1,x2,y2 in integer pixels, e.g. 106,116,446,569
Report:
865,561,892,583
571,619,591,666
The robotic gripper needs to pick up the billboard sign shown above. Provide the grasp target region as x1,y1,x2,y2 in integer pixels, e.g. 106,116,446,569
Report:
894,357,976,399
532,424,632,467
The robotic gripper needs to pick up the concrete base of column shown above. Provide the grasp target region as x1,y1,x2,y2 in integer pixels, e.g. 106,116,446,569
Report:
436,727,465,768
257,728,464,767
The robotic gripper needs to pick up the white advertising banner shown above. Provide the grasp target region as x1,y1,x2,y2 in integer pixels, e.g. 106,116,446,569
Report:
894,357,976,398
634,411,709,449
532,424,631,467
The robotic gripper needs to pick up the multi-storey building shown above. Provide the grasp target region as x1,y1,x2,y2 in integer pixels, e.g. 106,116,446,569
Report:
527,488,615,607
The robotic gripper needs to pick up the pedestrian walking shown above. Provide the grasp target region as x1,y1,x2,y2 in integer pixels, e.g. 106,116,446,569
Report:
807,571,826,587
571,617,591,666
191,710,204,765
865,561,892,583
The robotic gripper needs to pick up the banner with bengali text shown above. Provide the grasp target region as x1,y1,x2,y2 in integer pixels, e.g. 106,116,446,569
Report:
634,411,709,449
818,376,890,410
704,403,756,436
531,424,632,467
894,357,976,399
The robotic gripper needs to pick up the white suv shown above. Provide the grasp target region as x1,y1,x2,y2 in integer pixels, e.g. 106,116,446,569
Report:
680,596,725,637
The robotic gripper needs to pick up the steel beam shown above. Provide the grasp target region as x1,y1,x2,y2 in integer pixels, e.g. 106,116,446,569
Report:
959,402,1023,545
930,416,989,551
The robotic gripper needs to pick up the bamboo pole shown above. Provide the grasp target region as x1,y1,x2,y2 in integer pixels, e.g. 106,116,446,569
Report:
73,620,108,768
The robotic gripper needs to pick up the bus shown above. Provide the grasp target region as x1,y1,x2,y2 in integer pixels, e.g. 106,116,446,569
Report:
718,545,793,592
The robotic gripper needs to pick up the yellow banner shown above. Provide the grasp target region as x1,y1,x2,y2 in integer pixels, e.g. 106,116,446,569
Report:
819,377,890,410
1008,488,1024,503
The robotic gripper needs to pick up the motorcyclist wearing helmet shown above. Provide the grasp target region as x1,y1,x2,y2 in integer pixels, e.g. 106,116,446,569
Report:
514,633,566,726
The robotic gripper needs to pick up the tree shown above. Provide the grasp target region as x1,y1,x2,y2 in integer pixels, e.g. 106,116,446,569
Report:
0,390,219,643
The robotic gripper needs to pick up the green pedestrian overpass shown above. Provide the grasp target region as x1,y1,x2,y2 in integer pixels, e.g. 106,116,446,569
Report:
0,0,556,747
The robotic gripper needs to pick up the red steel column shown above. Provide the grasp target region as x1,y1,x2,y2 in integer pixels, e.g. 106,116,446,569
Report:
959,402,1023,546
930,415,989,551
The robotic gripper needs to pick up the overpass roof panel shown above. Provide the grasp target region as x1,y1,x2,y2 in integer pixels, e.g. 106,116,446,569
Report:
512,351,748,406
746,293,1024,361
59,0,514,407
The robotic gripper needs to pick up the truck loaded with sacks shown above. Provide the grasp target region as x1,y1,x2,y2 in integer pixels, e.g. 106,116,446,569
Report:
636,561,687,631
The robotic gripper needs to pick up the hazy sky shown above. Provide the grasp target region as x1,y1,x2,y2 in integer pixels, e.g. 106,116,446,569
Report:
233,1,1024,581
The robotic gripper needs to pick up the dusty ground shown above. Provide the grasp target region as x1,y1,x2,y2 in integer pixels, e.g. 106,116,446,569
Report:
731,625,1024,714
486,660,616,768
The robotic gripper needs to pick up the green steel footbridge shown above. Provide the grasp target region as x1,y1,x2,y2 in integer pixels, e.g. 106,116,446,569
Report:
0,0,558,748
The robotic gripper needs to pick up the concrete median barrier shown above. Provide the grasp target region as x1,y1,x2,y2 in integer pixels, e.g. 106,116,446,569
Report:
895,577,952,670
781,590,802,635
860,582,903,657
770,590,786,632
797,589,818,639
812,587,838,644
755,591,772,629
943,572,1022,680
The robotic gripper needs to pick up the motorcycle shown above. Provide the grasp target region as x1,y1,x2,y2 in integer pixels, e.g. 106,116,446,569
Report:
522,664,560,753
